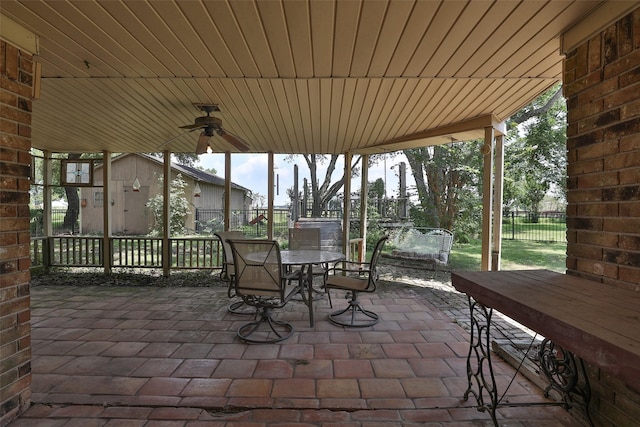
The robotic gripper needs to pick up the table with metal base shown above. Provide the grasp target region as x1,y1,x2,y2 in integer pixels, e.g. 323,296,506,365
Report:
451,270,640,427
280,249,344,327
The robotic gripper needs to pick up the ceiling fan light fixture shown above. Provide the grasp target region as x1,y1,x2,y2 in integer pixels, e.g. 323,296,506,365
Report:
177,106,250,153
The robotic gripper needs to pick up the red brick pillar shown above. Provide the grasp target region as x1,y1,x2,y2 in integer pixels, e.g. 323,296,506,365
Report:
564,9,640,288
564,8,640,425
0,40,33,424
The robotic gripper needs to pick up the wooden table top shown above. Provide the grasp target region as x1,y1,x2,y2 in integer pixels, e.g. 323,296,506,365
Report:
451,269,640,392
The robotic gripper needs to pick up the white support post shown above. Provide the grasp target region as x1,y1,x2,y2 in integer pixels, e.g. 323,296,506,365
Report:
481,127,495,271
343,152,352,259
102,151,112,274
162,151,171,277
42,150,52,237
492,134,505,271
224,152,231,231
267,152,274,240
360,154,369,253
42,150,52,271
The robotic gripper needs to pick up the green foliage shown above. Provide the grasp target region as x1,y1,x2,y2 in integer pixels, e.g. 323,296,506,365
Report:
369,178,385,199
30,208,44,235
363,208,386,251
146,174,191,236
171,152,199,167
348,185,387,250
405,141,483,241
195,216,224,235
402,85,567,243
505,84,567,212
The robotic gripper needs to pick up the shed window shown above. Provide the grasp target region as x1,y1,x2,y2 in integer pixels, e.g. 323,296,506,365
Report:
93,191,103,207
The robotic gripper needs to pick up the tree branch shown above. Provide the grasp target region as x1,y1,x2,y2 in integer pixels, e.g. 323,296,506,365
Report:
510,86,563,124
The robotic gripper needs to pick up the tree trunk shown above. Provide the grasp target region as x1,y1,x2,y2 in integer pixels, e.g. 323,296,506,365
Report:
405,144,475,231
302,154,360,217
405,148,438,226
63,153,81,233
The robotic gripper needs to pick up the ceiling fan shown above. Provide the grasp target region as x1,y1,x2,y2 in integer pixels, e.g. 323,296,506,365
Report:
179,104,250,154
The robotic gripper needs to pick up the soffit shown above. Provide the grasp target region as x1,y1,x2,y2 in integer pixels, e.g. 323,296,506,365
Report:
0,0,617,155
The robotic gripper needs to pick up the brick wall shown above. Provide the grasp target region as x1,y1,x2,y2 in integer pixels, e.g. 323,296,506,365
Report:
565,9,640,426
0,41,33,425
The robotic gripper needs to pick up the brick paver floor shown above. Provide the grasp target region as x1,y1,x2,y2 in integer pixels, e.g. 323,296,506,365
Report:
6,264,583,426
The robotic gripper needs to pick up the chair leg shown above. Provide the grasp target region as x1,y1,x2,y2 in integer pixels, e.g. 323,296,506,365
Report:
328,291,379,327
226,279,255,315
228,299,255,315
237,306,294,343
227,279,235,298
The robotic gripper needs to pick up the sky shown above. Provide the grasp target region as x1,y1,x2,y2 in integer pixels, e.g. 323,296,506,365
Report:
196,152,411,207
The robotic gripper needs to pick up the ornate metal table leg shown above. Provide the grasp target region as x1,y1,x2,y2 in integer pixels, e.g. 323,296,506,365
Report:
538,338,593,427
462,296,499,426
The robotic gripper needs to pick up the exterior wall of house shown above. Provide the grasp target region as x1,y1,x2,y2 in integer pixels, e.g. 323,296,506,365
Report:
0,41,33,425
565,9,640,425
192,183,252,211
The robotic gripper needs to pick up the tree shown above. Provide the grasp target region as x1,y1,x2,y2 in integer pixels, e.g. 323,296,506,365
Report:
251,192,266,209
146,173,191,236
402,84,567,239
404,142,483,239
62,153,82,231
171,152,198,167
505,84,567,214
369,178,385,200
286,154,364,217
202,166,217,175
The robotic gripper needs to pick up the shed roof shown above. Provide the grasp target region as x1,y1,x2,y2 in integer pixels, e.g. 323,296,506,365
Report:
104,153,251,192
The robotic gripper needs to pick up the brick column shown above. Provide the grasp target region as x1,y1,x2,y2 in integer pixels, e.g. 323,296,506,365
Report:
564,9,640,425
0,40,33,424
564,9,640,288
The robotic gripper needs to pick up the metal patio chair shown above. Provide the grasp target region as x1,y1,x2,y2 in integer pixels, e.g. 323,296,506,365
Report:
214,231,252,314
324,236,388,327
226,239,303,343
288,227,328,286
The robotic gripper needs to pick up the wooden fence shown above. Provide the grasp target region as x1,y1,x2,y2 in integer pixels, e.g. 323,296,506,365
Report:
30,236,224,271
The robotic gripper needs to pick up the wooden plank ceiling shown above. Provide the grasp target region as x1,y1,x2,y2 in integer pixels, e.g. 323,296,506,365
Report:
0,0,611,155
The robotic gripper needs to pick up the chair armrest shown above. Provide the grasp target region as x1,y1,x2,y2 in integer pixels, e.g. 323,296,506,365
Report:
330,260,368,268
327,260,371,276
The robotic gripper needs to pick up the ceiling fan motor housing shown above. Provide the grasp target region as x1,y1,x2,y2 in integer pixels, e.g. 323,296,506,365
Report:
194,115,222,129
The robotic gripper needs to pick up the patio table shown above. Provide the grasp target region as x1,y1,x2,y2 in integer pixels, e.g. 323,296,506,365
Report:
452,269,640,427
280,249,344,327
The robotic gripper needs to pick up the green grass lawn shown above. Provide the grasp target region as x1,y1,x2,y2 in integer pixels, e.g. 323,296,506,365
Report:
448,239,567,273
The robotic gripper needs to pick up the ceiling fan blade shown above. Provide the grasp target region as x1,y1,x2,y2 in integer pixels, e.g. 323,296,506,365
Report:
195,133,210,154
179,123,202,130
219,130,250,152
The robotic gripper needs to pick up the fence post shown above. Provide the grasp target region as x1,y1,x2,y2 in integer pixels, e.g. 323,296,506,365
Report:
43,237,51,273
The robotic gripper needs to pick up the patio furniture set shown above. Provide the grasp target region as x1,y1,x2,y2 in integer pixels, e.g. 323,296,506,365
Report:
214,229,388,344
